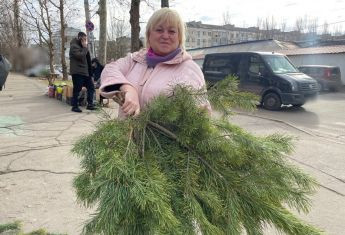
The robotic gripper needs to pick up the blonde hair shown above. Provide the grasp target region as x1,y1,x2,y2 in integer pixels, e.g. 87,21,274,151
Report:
145,8,186,51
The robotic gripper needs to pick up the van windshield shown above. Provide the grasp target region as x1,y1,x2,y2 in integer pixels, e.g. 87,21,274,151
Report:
262,55,298,74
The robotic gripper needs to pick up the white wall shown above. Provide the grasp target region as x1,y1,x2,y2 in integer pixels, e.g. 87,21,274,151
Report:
288,54,345,85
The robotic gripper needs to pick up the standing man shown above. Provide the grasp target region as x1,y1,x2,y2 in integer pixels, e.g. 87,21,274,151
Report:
69,32,96,112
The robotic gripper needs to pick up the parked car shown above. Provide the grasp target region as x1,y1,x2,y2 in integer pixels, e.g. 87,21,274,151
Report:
202,52,319,110
25,64,63,78
297,65,342,91
25,64,50,77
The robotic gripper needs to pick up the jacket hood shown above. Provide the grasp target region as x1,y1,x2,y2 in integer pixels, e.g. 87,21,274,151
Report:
132,48,192,65
70,38,81,47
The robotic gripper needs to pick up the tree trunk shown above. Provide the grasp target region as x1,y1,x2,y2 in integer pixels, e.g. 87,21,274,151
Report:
129,0,140,52
59,0,68,80
161,0,169,8
98,0,107,65
13,0,23,48
39,0,55,73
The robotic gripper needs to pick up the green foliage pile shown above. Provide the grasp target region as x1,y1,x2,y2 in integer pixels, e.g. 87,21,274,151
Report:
72,76,321,234
0,221,65,235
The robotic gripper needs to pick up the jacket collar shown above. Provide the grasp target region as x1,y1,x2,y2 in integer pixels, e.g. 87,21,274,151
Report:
132,48,191,65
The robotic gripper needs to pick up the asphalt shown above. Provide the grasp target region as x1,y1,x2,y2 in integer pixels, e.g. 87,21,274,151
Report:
0,73,344,234
0,73,117,234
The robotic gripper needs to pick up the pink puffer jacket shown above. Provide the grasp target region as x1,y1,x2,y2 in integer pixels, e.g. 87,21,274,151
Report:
100,48,210,115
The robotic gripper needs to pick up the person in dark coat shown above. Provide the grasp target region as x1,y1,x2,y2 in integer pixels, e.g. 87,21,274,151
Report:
69,32,96,112
0,54,11,91
91,58,104,83
91,58,109,106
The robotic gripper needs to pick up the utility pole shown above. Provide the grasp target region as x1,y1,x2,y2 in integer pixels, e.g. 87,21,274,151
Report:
84,0,95,58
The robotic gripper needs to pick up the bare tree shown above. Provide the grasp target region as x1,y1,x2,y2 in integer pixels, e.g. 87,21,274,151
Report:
49,0,68,80
280,19,287,32
279,19,287,41
20,0,57,73
59,0,68,80
294,18,304,33
322,21,329,35
262,16,277,39
306,17,318,35
333,24,343,36
129,0,140,52
108,6,130,60
38,0,55,73
14,0,24,48
222,10,231,25
98,0,107,65
255,17,263,39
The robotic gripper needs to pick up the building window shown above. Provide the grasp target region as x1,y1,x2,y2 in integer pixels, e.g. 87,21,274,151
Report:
197,39,200,46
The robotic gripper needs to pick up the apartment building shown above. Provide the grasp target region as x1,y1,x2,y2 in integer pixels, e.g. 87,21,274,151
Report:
52,27,81,65
186,21,260,49
185,21,306,49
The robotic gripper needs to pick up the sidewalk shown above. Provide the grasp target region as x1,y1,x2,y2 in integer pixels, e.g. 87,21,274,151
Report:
1,73,344,234
0,73,116,234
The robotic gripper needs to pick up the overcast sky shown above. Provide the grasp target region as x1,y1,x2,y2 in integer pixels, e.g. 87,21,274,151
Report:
167,0,345,32
76,0,345,37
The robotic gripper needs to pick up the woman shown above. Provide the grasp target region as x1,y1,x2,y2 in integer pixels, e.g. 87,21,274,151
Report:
100,8,210,117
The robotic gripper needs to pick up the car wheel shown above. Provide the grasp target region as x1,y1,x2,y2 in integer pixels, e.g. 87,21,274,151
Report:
329,86,338,92
317,82,324,92
262,93,281,110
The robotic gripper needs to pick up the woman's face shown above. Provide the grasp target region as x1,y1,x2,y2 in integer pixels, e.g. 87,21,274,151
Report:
149,21,179,56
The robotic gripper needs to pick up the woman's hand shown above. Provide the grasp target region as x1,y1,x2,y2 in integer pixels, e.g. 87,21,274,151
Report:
120,84,140,117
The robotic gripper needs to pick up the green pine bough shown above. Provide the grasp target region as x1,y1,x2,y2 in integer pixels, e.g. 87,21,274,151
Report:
0,220,66,235
72,76,322,234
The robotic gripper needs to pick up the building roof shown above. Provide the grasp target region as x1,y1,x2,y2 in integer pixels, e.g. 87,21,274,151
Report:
186,21,260,33
276,45,345,55
187,39,295,51
188,39,299,60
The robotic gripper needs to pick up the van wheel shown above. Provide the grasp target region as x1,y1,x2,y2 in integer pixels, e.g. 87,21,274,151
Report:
292,103,304,107
263,93,281,110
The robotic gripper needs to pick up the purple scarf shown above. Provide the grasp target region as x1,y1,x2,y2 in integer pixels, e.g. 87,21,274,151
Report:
146,47,181,68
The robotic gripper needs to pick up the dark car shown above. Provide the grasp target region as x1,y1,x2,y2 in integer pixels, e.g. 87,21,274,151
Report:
202,52,319,110
298,65,342,91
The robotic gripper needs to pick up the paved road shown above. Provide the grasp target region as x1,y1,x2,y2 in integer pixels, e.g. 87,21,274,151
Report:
1,73,344,234
249,92,345,142
231,91,345,235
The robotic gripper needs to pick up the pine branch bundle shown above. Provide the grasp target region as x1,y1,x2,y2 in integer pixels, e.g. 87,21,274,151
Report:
72,76,321,234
